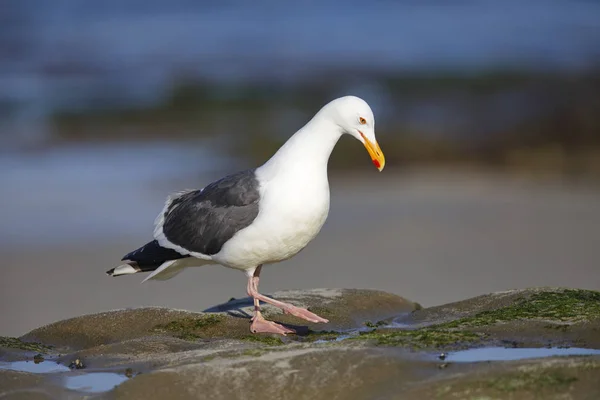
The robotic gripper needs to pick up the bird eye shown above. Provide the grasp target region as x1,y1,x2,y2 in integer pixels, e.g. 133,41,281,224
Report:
359,117,367,125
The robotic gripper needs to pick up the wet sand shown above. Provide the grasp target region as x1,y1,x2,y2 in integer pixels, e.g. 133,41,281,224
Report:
1,169,599,337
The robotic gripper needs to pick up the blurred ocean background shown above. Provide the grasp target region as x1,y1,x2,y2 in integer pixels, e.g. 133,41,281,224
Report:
1,0,599,336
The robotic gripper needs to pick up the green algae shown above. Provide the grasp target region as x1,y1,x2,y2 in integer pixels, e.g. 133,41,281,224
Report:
242,349,267,357
0,337,52,354
239,335,284,346
441,289,600,329
303,332,341,343
293,329,341,343
364,320,387,328
355,328,483,349
487,371,578,392
153,315,225,340
436,371,579,398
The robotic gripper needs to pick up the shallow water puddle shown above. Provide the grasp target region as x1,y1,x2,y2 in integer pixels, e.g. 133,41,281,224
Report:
0,360,130,393
63,372,130,393
0,360,70,373
445,347,600,363
313,334,352,344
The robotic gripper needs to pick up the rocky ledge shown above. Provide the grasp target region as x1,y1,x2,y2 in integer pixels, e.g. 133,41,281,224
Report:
1,287,599,399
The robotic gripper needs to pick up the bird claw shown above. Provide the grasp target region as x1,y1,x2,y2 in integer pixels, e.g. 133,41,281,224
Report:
250,314,295,335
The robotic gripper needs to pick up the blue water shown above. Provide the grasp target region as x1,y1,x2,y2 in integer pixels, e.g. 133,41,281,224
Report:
0,141,235,246
64,372,129,393
0,360,70,373
7,0,599,75
0,359,130,393
2,0,599,123
445,347,600,362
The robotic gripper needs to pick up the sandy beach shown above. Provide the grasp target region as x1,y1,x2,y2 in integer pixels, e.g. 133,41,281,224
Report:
1,168,599,337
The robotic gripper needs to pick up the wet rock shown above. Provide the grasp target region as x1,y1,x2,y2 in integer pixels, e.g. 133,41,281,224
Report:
408,287,600,327
402,287,600,348
1,287,598,399
0,370,64,400
68,358,85,369
351,326,484,350
204,288,419,332
350,288,600,351
20,308,203,351
20,288,417,352
110,348,427,400
0,337,52,354
70,335,207,363
8,288,417,376
400,356,600,400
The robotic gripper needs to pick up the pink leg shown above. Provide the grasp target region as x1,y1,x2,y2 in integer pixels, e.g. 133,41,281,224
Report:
248,267,295,335
247,266,329,325
250,265,262,313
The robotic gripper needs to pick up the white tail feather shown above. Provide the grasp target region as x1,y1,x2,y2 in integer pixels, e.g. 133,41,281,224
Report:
109,264,138,276
141,260,180,283
140,258,210,283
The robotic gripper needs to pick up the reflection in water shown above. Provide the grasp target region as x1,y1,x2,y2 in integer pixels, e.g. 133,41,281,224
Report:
0,359,130,393
445,347,600,362
64,372,130,393
0,360,70,373
313,335,352,344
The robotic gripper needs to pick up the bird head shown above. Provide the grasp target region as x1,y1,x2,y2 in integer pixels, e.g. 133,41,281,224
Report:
325,96,385,171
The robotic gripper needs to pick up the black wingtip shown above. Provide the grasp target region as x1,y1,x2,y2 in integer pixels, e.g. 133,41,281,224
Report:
106,268,115,276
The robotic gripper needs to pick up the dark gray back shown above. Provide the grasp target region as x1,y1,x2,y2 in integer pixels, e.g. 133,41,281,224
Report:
162,169,260,255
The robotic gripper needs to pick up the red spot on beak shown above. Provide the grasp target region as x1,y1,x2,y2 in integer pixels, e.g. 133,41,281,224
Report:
372,159,381,169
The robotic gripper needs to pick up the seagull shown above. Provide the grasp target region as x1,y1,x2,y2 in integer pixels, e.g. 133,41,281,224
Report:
107,96,385,335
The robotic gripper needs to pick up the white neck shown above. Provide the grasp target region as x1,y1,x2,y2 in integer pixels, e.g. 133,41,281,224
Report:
256,115,344,180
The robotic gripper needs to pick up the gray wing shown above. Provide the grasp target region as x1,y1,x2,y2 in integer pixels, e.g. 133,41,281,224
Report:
159,169,260,255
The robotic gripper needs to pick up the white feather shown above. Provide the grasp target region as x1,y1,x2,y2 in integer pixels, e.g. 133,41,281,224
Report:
141,257,211,283
110,264,138,276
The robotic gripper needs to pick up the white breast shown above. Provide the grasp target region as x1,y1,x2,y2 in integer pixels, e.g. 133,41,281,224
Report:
214,170,330,270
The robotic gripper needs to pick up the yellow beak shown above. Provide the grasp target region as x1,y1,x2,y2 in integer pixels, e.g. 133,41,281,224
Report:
360,131,385,171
